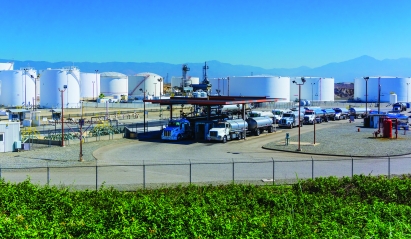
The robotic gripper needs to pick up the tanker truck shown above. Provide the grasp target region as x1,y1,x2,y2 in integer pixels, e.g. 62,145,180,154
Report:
161,118,193,141
207,116,274,143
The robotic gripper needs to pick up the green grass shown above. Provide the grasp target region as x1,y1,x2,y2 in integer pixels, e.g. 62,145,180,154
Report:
1,175,411,238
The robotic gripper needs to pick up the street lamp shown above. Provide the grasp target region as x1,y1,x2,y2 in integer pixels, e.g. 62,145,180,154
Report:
30,74,39,110
311,82,315,103
58,85,67,147
292,77,306,152
407,82,410,103
158,78,163,119
140,88,146,134
363,77,369,115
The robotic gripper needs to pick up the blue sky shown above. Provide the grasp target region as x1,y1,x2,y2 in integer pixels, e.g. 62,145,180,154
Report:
1,0,411,69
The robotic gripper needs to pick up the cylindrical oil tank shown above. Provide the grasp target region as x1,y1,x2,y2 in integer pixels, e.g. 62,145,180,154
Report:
0,62,13,70
39,67,81,109
226,119,248,131
80,72,100,100
100,72,128,99
129,72,163,98
354,77,411,102
290,77,334,102
246,116,273,131
213,76,291,101
0,68,37,107
390,94,397,104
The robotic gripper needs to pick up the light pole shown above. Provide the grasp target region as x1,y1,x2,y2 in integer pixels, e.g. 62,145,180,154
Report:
311,82,315,103
363,77,369,115
95,70,98,100
30,74,38,110
158,78,163,119
140,88,146,134
154,82,157,97
79,101,84,162
58,85,67,147
407,82,410,103
292,77,306,151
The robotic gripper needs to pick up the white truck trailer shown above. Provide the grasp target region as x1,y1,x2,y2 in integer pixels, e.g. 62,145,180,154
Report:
207,116,274,143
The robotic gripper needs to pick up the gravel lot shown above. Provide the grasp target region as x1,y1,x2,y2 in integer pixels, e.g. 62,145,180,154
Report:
263,120,411,157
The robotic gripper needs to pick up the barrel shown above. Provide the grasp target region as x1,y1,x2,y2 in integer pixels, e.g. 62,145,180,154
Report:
383,119,392,138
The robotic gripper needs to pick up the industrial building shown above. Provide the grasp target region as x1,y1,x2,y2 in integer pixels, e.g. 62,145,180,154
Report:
0,121,21,152
354,77,411,103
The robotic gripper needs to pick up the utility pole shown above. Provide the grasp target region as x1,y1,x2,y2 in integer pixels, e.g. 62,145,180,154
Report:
58,85,67,147
292,77,306,151
79,101,84,162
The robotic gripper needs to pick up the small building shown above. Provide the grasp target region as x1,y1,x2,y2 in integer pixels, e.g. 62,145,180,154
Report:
0,122,21,152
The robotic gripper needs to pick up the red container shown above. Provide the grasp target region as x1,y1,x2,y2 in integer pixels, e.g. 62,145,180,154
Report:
383,119,392,138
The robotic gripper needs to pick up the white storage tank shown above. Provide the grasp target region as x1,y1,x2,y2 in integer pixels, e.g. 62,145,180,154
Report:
100,72,128,99
211,76,291,102
289,77,335,102
0,62,13,70
39,67,81,109
80,72,100,100
129,72,163,98
354,77,411,102
390,94,397,104
0,68,37,107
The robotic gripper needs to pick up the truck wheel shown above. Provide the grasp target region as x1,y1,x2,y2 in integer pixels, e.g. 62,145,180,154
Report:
239,132,243,139
223,136,227,143
268,126,273,133
255,129,260,136
290,123,293,129
177,134,182,141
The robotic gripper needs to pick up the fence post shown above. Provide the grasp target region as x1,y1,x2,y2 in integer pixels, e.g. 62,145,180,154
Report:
388,154,391,179
95,160,98,191
143,160,146,189
232,159,235,183
311,156,314,179
351,155,354,178
47,162,50,185
189,159,192,185
272,158,275,186
0,165,2,179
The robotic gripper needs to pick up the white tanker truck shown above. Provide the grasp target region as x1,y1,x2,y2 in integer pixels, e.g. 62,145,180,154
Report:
207,116,274,143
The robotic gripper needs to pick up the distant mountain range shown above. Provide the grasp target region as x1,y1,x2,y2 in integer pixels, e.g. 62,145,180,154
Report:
2,55,411,83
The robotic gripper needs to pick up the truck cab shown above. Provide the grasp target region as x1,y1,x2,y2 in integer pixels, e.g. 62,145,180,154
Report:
279,113,303,128
207,119,247,143
161,118,193,141
303,110,320,124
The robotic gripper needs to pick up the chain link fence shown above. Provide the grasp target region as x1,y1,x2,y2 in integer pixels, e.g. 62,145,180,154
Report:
0,155,405,191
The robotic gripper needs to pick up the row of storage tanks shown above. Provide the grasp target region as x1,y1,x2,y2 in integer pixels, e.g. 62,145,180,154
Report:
1,62,410,108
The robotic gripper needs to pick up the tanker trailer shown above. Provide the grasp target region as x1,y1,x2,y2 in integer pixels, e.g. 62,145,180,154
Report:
246,116,274,136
